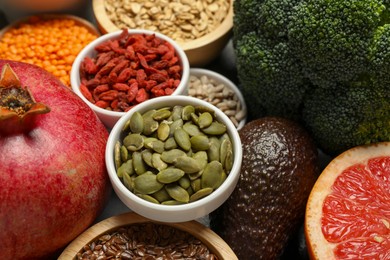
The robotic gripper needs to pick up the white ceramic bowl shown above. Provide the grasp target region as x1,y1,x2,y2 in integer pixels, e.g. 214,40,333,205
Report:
71,29,190,129
105,95,242,223
189,68,247,130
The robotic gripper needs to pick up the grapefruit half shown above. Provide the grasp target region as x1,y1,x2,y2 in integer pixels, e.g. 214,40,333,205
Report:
305,142,390,260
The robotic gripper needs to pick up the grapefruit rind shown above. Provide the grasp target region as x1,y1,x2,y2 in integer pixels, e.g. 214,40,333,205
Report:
305,142,390,260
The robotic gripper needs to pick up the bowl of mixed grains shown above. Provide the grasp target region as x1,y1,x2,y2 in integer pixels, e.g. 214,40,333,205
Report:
58,212,238,259
92,0,233,66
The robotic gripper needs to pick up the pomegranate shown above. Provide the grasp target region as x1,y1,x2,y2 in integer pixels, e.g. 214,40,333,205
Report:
0,60,111,259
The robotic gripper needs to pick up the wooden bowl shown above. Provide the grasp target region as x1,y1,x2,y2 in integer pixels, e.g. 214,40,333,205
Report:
58,212,238,259
92,0,233,66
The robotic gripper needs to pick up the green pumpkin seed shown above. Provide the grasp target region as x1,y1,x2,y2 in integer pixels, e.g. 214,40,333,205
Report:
152,188,171,202
183,122,202,136
174,127,191,151
120,145,129,162
164,137,178,150
122,171,135,191
123,133,144,151
198,112,213,129
117,159,134,178
157,122,170,141
147,139,165,153
207,137,221,162
190,112,199,124
129,111,144,133
137,194,160,204
122,118,131,132
224,149,234,172
134,171,164,194
161,200,186,205
201,161,224,189
189,187,214,202
202,121,227,135
114,141,121,170
152,153,168,171
171,105,183,121
132,151,148,175
182,105,195,120
191,178,201,192
161,149,187,164
188,170,203,180
190,135,210,151
142,110,158,135
178,175,191,189
195,105,215,116
165,184,189,203
173,155,201,173
157,168,185,184
192,151,208,170
220,138,232,167
141,149,153,167
186,186,194,196
153,108,172,120
169,118,184,136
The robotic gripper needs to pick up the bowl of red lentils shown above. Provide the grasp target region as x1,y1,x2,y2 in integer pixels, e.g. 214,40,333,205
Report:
92,0,233,66
58,212,238,259
0,14,99,87
70,28,190,129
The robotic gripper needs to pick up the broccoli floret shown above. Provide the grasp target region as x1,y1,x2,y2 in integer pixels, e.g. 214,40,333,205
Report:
288,0,385,87
302,83,390,156
234,0,308,120
236,33,308,120
235,0,390,154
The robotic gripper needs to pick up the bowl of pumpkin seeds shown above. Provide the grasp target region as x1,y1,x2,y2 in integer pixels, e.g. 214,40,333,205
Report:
105,95,242,223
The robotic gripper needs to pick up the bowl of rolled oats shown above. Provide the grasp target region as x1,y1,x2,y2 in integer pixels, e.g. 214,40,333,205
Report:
58,212,238,259
92,0,233,66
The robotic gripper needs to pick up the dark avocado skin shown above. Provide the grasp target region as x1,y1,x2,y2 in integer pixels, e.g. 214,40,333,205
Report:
210,117,320,260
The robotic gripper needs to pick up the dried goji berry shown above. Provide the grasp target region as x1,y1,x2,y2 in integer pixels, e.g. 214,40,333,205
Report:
136,88,149,103
83,56,98,74
99,90,118,101
80,83,94,103
127,82,138,103
95,100,110,109
117,68,134,83
113,83,130,92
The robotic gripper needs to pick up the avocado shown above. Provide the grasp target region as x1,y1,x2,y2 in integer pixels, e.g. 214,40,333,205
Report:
210,117,320,259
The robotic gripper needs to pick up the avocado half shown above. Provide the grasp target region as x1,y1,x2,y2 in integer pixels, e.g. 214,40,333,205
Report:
210,117,320,259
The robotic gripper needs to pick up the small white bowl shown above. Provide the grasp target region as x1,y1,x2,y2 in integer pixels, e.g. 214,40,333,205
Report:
71,29,190,129
189,68,247,130
105,95,242,223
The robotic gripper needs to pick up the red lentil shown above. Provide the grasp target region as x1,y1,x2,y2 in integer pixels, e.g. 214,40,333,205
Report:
0,16,98,87
79,29,182,112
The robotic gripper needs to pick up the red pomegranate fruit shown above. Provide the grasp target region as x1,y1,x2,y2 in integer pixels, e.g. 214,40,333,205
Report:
0,60,111,259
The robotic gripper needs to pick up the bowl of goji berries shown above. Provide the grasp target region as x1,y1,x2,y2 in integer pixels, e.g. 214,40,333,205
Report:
71,28,190,129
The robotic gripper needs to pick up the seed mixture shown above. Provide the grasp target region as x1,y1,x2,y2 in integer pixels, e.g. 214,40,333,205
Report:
188,74,246,128
79,29,182,112
0,16,98,87
115,104,233,204
76,222,219,259
104,0,230,42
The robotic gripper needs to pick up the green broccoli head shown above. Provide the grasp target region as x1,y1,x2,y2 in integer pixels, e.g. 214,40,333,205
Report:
235,0,390,154
288,0,385,87
302,83,390,156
